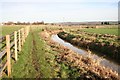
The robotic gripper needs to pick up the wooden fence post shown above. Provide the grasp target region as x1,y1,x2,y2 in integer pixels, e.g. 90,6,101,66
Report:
6,35,11,77
14,31,17,61
26,27,28,37
21,28,23,46
18,30,21,51
25,27,27,38
27,26,30,35
24,28,25,42
24,28,26,40
21,28,25,45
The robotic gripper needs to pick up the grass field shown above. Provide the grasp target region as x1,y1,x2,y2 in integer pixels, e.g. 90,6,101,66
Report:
0,25,24,36
81,28,119,36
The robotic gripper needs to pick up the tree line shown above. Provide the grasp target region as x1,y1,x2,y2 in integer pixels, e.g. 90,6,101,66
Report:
3,21,44,25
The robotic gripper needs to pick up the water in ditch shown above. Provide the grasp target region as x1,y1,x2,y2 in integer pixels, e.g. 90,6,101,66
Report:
51,34,120,74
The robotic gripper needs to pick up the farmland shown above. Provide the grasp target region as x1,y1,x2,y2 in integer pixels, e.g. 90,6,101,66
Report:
0,25,23,36
81,28,119,36
0,25,119,79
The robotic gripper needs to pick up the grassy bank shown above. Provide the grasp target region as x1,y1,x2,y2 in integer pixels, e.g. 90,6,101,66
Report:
81,28,119,36
58,31,120,64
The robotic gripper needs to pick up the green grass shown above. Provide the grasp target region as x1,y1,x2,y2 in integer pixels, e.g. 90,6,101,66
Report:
81,28,119,36
0,25,23,36
3,26,118,78
1,26,69,78
9,28,59,78
11,32,35,78
5,27,84,78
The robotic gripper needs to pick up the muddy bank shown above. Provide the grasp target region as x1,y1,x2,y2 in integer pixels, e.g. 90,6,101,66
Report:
40,30,119,79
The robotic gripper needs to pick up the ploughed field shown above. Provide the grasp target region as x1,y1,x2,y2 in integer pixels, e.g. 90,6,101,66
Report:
58,28,120,64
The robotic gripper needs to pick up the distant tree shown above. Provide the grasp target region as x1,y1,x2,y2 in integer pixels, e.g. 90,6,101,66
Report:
5,21,14,25
101,22,104,25
104,22,109,25
51,23,54,25
32,21,44,25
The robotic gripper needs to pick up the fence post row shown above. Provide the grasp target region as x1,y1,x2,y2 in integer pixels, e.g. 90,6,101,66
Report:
4,27,30,77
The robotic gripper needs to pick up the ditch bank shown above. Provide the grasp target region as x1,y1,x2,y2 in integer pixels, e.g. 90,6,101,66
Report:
52,34,120,74
58,31,120,64
40,29,119,79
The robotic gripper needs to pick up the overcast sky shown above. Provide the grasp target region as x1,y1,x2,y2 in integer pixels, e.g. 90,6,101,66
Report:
0,0,119,23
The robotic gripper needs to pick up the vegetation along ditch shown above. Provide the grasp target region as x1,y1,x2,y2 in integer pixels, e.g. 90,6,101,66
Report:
58,30,120,64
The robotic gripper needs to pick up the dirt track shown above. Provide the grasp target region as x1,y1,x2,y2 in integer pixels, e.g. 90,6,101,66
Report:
31,32,42,78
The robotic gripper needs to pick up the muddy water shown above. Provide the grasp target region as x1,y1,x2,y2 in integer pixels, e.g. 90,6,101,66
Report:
51,34,120,74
